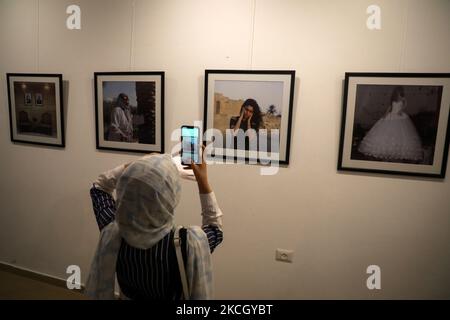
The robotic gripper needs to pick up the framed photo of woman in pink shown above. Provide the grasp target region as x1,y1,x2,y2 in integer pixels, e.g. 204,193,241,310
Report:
338,73,450,178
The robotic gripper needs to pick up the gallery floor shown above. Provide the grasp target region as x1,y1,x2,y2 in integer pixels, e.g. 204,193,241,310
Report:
0,269,85,300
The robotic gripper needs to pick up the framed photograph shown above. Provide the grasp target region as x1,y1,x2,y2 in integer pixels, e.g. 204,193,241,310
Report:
338,73,450,178
7,73,65,147
204,70,295,164
94,72,164,153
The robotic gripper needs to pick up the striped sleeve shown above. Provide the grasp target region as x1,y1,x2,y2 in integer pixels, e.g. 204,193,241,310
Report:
200,192,223,230
201,225,223,253
89,185,117,230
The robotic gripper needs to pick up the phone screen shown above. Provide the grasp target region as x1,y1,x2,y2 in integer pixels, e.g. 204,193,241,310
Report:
181,126,200,165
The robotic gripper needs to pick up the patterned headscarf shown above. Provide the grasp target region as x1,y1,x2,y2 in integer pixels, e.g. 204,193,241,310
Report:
116,154,181,248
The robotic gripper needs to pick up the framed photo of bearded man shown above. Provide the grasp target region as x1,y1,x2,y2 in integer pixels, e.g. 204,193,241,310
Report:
94,71,164,153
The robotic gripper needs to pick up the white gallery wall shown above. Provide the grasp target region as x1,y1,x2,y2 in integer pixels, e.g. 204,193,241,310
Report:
0,0,449,299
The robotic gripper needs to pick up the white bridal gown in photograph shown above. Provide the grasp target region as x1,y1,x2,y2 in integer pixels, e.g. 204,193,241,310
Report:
358,102,424,161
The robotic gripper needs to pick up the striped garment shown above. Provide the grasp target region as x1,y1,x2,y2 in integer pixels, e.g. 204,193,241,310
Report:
89,186,223,299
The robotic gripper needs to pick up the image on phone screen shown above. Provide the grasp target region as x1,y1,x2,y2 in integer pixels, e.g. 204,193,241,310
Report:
181,126,200,165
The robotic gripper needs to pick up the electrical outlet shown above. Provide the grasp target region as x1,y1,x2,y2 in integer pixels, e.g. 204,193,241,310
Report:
275,249,294,263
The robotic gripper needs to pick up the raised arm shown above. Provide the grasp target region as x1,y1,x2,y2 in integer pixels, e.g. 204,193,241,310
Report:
188,147,224,252
90,163,130,230
93,163,128,194
90,154,160,230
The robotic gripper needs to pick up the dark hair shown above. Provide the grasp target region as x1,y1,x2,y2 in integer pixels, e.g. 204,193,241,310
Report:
241,98,262,130
118,93,128,101
390,86,405,103
116,93,129,109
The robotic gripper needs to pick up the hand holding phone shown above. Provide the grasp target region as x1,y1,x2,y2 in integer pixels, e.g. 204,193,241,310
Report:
186,145,212,194
180,126,211,193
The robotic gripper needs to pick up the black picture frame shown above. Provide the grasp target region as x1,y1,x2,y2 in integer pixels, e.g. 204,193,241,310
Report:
6,73,65,148
94,71,165,154
338,72,450,178
203,69,296,165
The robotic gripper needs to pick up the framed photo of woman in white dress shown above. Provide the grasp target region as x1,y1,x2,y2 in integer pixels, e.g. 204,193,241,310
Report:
338,73,450,178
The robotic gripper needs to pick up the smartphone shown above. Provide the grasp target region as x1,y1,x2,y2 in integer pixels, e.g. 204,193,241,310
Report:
181,126,201,165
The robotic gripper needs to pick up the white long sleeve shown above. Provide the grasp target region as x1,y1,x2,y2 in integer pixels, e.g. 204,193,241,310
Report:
199,192,223,230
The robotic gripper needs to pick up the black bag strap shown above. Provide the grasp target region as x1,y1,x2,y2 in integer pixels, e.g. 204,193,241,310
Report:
174,226,189,299
179,227,187,263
